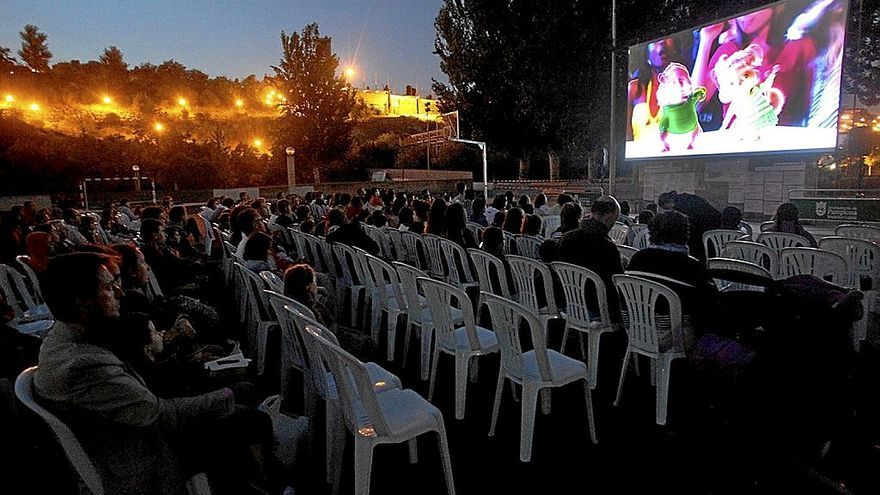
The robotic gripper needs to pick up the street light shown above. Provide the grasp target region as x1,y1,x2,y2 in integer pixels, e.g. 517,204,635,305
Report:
102,96,112,104
132,164,141,192
345,67,355,80
285,146,296,193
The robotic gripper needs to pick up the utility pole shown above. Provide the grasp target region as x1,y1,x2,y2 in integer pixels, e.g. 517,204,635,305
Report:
608,0,618,195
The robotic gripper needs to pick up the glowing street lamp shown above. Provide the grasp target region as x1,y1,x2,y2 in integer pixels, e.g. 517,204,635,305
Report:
177,97,188,107
4,94,13,103
344,67,355,80
253,138,263,148
235,98,244,108
29,103,40,112
285,146,296,193
102,96,112,104
153,122,165,132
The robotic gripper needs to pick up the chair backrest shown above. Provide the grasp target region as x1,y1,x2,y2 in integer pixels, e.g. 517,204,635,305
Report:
721,240,778,275
330,243,363,288
779,247,849,286
739,222,753,240
15,256,44,303
482,293,553,382
302,233,329,273
260,270,284,293
703,229,747,260
421,234,447,278
631,226,650,250
290,228,309,262
609,222,629,245
400,230,426,269
282,305,339,400
392,261,430,325
15,368,105,495
706,257,772,291
144,267,164,303
819,236,880,290
352,246,377,293
467,248,513,299
541,215,561,238
366,254,406,310
305,325,392,438
513,235,543,259
618,245,639,269
502,230,516,255
418,277,482,351
835,224,880,244
551,261,611,328
0,263,38,317
613,274,683,355
466,222,483,243
438,238,476,286
197,214,214,254
385,227,408,262
363,224,393,259
756,232,810,255
759,221,775,232
265,290,309,373
237,263,274,321
507,255,557,315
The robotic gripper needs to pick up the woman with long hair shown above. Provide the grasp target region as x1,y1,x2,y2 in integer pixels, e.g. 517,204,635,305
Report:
426,197,448,235
443,203,477,249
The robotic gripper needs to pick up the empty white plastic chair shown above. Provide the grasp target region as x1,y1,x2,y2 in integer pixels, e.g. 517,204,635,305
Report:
400,231,426,269
385,227,408,262
365,253,407,360
307,326,456,495
551,262,616,388
779,247,849,286
465,222,483,243
703,229,748,260
235,262,278,375
835,224,880,244
506,255,560,327
613,274,687,425
759,221,775,232
541,215,561,237
820,236,880,350
419,277,499,420
609,222,629,245
363,224,393,259
330,243,367,328
265,290,309,410
0,264,53,336
756,232,810,257
15,255,44,303
721,240,779,277
706,258,772,292
513,235,543,259
467,248,514,299
483,293,597,461
438,238,478,290
422,234,447,279
502,230,516,255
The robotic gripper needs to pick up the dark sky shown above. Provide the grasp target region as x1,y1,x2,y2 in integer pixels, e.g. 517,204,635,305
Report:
1,0,445,95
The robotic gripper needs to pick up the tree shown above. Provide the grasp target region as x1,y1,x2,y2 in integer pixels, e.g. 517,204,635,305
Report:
18,24,52,72
99,46,128,72
0,46,15,66
845,0,880,106
272,23,356,182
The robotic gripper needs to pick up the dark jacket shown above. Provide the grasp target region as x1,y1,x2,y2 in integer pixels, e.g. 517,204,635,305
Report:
673,193,721,262
325,222,380,255
556,219,624,321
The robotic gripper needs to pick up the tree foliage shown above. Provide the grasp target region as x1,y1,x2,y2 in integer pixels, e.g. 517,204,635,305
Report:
272,23,356,182
18,24,52,73
100,46,128,72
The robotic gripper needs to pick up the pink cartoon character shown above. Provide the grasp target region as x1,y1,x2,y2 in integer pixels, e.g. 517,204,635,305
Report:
712,44,785,141
656,63,707,152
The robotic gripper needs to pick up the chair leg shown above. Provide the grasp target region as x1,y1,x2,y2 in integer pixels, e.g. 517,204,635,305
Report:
656,356,673,426
587,331,602,389
435,426,457,495
509,380,520,402
420,325,434,381
428,346,441,401
407,438,418,464
650,359,657,387
353,437,375,495
578,332,587,360
489,373,505,437
402,321,415,368
583,380,598,444
540,388,551,415
520,384,539,462
454,353,470,420
469,358,479,383
326,403,345,485
560,327,570,354
256,323,269,376
614,348,631,407
370,297,382,343
387,313,401,362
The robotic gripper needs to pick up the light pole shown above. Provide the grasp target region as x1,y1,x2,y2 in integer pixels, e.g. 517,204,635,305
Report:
450,138,488,201
132,164,141,192
285,146,296,193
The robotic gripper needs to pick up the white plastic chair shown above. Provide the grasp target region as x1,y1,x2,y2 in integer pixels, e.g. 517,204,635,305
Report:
721,240,779,277
756,232,810,258
15,368,212,495
303,233,331,274
385,227,408,262
365,253,407,360
609,222,629,245
331,243,367,328
779,247,849,286
290,228,309,262
196,214,214,254
541,215,561,238
15,255,44,303
706,258,772,292
703,229,748,260
265,290,309,409
421,233,447,279
467,248,514,299
483,293,597,461
418,277,499,420
400,230,426,269
236,263,278,375
631,227,650,251
438,238,478,290
551,262,616,388
759,221,775,232
820,236,880,350
618,245,639,269
0,264,53,336
612,274,686,425
465,222,483,243
260,270,284,293
363,224,393,259
307,326,456,495
502,230,516,255
836,224,880,244
513,235,543,259
506,255,560,327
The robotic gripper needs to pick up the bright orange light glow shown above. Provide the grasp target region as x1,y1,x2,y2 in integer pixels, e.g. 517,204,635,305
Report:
102,96,112,104
4,94,13,103
253,138,263,148
154,122,165,132
29,103,40,112
177,97,187,107
235,98,244,108
345,67,355,79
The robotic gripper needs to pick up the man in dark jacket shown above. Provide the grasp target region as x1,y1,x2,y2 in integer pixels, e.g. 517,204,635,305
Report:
556,195,624,322
326,215,380,255
658,190,720,262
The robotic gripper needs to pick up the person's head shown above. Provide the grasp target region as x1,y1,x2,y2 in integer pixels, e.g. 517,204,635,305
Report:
560,202,584,231
492,210,506,229
721,206,743,230
80,215,99,235
444,203,468,235
619,201,631,216
112,243,149,290
645,202,658,213
646,38,677,71
657,191,677,212
368,209,387,228
140,218,166,247
503,207,525,234
518,195,531,208
464,188,475,201
590,195,622,231
412,200,430,222
523,214,542,236
471,197,486,217
775,203,800,225
427,198,448,234
237,207,264,236
295,205,311,222
283,263,317,304
26,231,51,259
43,252,123,324
649,210,690,246
140,205,166,222
168,205,187,224
735,7,775,36
397,207,414,226
326,209,347,229
243,231,273,262
481,226,504,255
638,209,655,225
491,194,507,210
277,199,291,216
222,197,235,208
535,193,547,209
557,193,573,206
239,191,250,202
299,219,315,235
62,208,80,225
206,198,218,210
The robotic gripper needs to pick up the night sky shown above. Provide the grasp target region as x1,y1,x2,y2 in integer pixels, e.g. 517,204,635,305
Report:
0,0,445,94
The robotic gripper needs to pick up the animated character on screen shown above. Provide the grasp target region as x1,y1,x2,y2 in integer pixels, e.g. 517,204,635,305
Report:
713,44,785,141
656,63,707,152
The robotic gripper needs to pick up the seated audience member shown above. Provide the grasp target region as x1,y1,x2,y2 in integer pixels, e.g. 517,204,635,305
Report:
658,190,721,262
243,232,277,274
491,210,506,229
626,210,719,349
79,215,105,244
299,219,315,236
443,203,478,249
397,207,414,231
523,214,543,236
368,209,387,228
325,211,380,255
118,199,136,222
484,194,507,225
271,199,295,230
24,231,53,274
294,204,312,224
426,198,448,236
62,208,88,246
0,292,40,380
517,195,532,212
164,225,199,260
283,264,335,328
534,193,550,216
140,205,168,223
503,207,525,235
33,252,265,494
344,196,364,221
470,198,489,227
549,193,573,215
768,203,817,247
618,201,633,226
235,208,265,256
409,199,430,234
638,209,655,225
140,219,196,293
556,196,624,321
480,226,516,296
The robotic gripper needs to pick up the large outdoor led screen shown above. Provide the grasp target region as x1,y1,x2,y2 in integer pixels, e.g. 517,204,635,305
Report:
624,0,848,160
